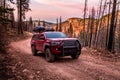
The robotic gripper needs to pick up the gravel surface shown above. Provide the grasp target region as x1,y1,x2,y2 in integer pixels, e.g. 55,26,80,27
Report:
4,38,120,80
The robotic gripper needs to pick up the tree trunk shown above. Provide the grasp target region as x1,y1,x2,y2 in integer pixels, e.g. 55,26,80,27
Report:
17,1,20,34
107,0,117,52
94,0,103,47
106,0,111,49
86,14,91,47
119,22,120,52
3,0,7,31
112,4,119,52
59,16,62,32
89,8,95,48
96,0,107,48
18,0,23,34
11,11,15,28
56,18,58,31
83,0,88,46
43,21,45,27
20,0,23,34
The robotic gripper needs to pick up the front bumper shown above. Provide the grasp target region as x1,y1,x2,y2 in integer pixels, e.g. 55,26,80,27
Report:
51,46,80,56
50,40,81,56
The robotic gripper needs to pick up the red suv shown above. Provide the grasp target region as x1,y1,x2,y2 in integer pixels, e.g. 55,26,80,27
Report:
31,32,81,62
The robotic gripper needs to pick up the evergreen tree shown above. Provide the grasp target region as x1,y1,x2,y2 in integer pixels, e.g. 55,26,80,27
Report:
68,22,73,36
94,0,103,47
29,17,33,25
83,0,88,46
43,20,45,27
119,21,120,52
59,16,62,32
107,0,117,52
106,0,112,49
38,19,41,26
33,23,36,27
0,3,14,31
17,0,30,34
29,17,33,32
56,18,58,31
89,7,95,48
10,10,15,28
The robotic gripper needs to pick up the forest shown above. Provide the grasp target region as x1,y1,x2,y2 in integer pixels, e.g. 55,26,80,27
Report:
55,0,120,53
0,0,120,80
1,0,120,53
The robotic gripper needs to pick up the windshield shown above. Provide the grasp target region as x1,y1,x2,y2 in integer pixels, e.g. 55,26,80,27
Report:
46,32,67,38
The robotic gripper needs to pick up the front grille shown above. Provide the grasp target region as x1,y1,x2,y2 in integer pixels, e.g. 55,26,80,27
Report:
62,40,80,56
63,40,76,47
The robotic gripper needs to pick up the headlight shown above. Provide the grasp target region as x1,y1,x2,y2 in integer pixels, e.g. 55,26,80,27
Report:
51,41,61,46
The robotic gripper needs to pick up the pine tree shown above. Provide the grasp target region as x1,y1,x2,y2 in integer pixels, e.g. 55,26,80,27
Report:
10,10,15,28
29,17,33,32
96,0,107,48
106,0,112,49
43,20,45,27
107,0,117,52
33,23,36,27
56,18,58,31
59,16,62,32
83,0,88,46
0,1,14,31
29,17,33,25
89,7,95,48
119,21,120,52
68,22,73,36
17,0,30,34
94,0,103,47
38,19,41,26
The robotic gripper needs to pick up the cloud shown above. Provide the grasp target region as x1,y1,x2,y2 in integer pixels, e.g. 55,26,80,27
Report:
27,0,100,22
33,0,100,11
34,0,83,10
34,0,54,5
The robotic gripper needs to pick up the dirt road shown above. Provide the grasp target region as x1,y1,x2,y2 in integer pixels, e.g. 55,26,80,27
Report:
9,38,120,80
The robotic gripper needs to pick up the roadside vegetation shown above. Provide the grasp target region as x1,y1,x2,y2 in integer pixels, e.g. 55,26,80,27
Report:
0,0,120,80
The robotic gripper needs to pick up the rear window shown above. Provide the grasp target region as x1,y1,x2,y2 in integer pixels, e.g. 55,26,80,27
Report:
45,32,67,38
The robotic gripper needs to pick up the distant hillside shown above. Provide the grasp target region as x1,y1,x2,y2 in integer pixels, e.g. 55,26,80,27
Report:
52,11,120,37
52,17,90,36
32,20,55,28
62,18,83,36
30,11,120,37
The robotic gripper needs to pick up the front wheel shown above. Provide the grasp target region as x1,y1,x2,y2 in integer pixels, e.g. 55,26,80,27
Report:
71,52,80,59
45,48,55,62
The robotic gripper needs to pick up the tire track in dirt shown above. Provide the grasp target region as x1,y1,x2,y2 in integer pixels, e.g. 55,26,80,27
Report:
10,38,120,80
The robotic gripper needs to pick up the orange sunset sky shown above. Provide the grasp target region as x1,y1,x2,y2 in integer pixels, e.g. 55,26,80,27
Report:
17,0,100,22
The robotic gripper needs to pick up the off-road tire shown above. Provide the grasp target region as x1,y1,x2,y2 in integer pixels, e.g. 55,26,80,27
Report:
45,48,55,62
71,51,80,59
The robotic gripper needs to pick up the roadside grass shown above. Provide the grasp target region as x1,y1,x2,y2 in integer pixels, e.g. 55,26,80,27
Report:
0,27,32,80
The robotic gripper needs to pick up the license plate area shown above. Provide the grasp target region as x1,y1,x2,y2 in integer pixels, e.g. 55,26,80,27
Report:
63,47,77,54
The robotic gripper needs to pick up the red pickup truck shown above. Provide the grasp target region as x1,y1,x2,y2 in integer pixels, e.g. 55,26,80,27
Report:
31,32,81,62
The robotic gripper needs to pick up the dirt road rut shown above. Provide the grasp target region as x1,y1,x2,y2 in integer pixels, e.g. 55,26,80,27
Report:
10,38,120,80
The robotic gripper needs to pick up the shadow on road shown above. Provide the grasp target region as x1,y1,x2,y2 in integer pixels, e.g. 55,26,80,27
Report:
35,53,79,63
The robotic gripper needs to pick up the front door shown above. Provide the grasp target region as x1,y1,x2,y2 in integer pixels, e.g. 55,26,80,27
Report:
37,34,45,52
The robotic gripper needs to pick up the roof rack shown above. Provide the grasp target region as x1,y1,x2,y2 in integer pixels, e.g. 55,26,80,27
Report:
33,26,55,33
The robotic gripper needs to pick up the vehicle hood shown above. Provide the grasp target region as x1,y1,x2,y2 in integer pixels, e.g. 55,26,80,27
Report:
47,38,78,41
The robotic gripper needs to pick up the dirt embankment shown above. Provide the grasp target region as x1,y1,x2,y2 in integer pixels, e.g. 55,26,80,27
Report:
0,38,119,80
0,32,32,80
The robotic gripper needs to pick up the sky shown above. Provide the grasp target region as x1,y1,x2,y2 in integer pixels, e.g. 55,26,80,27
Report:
25,0,99,23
